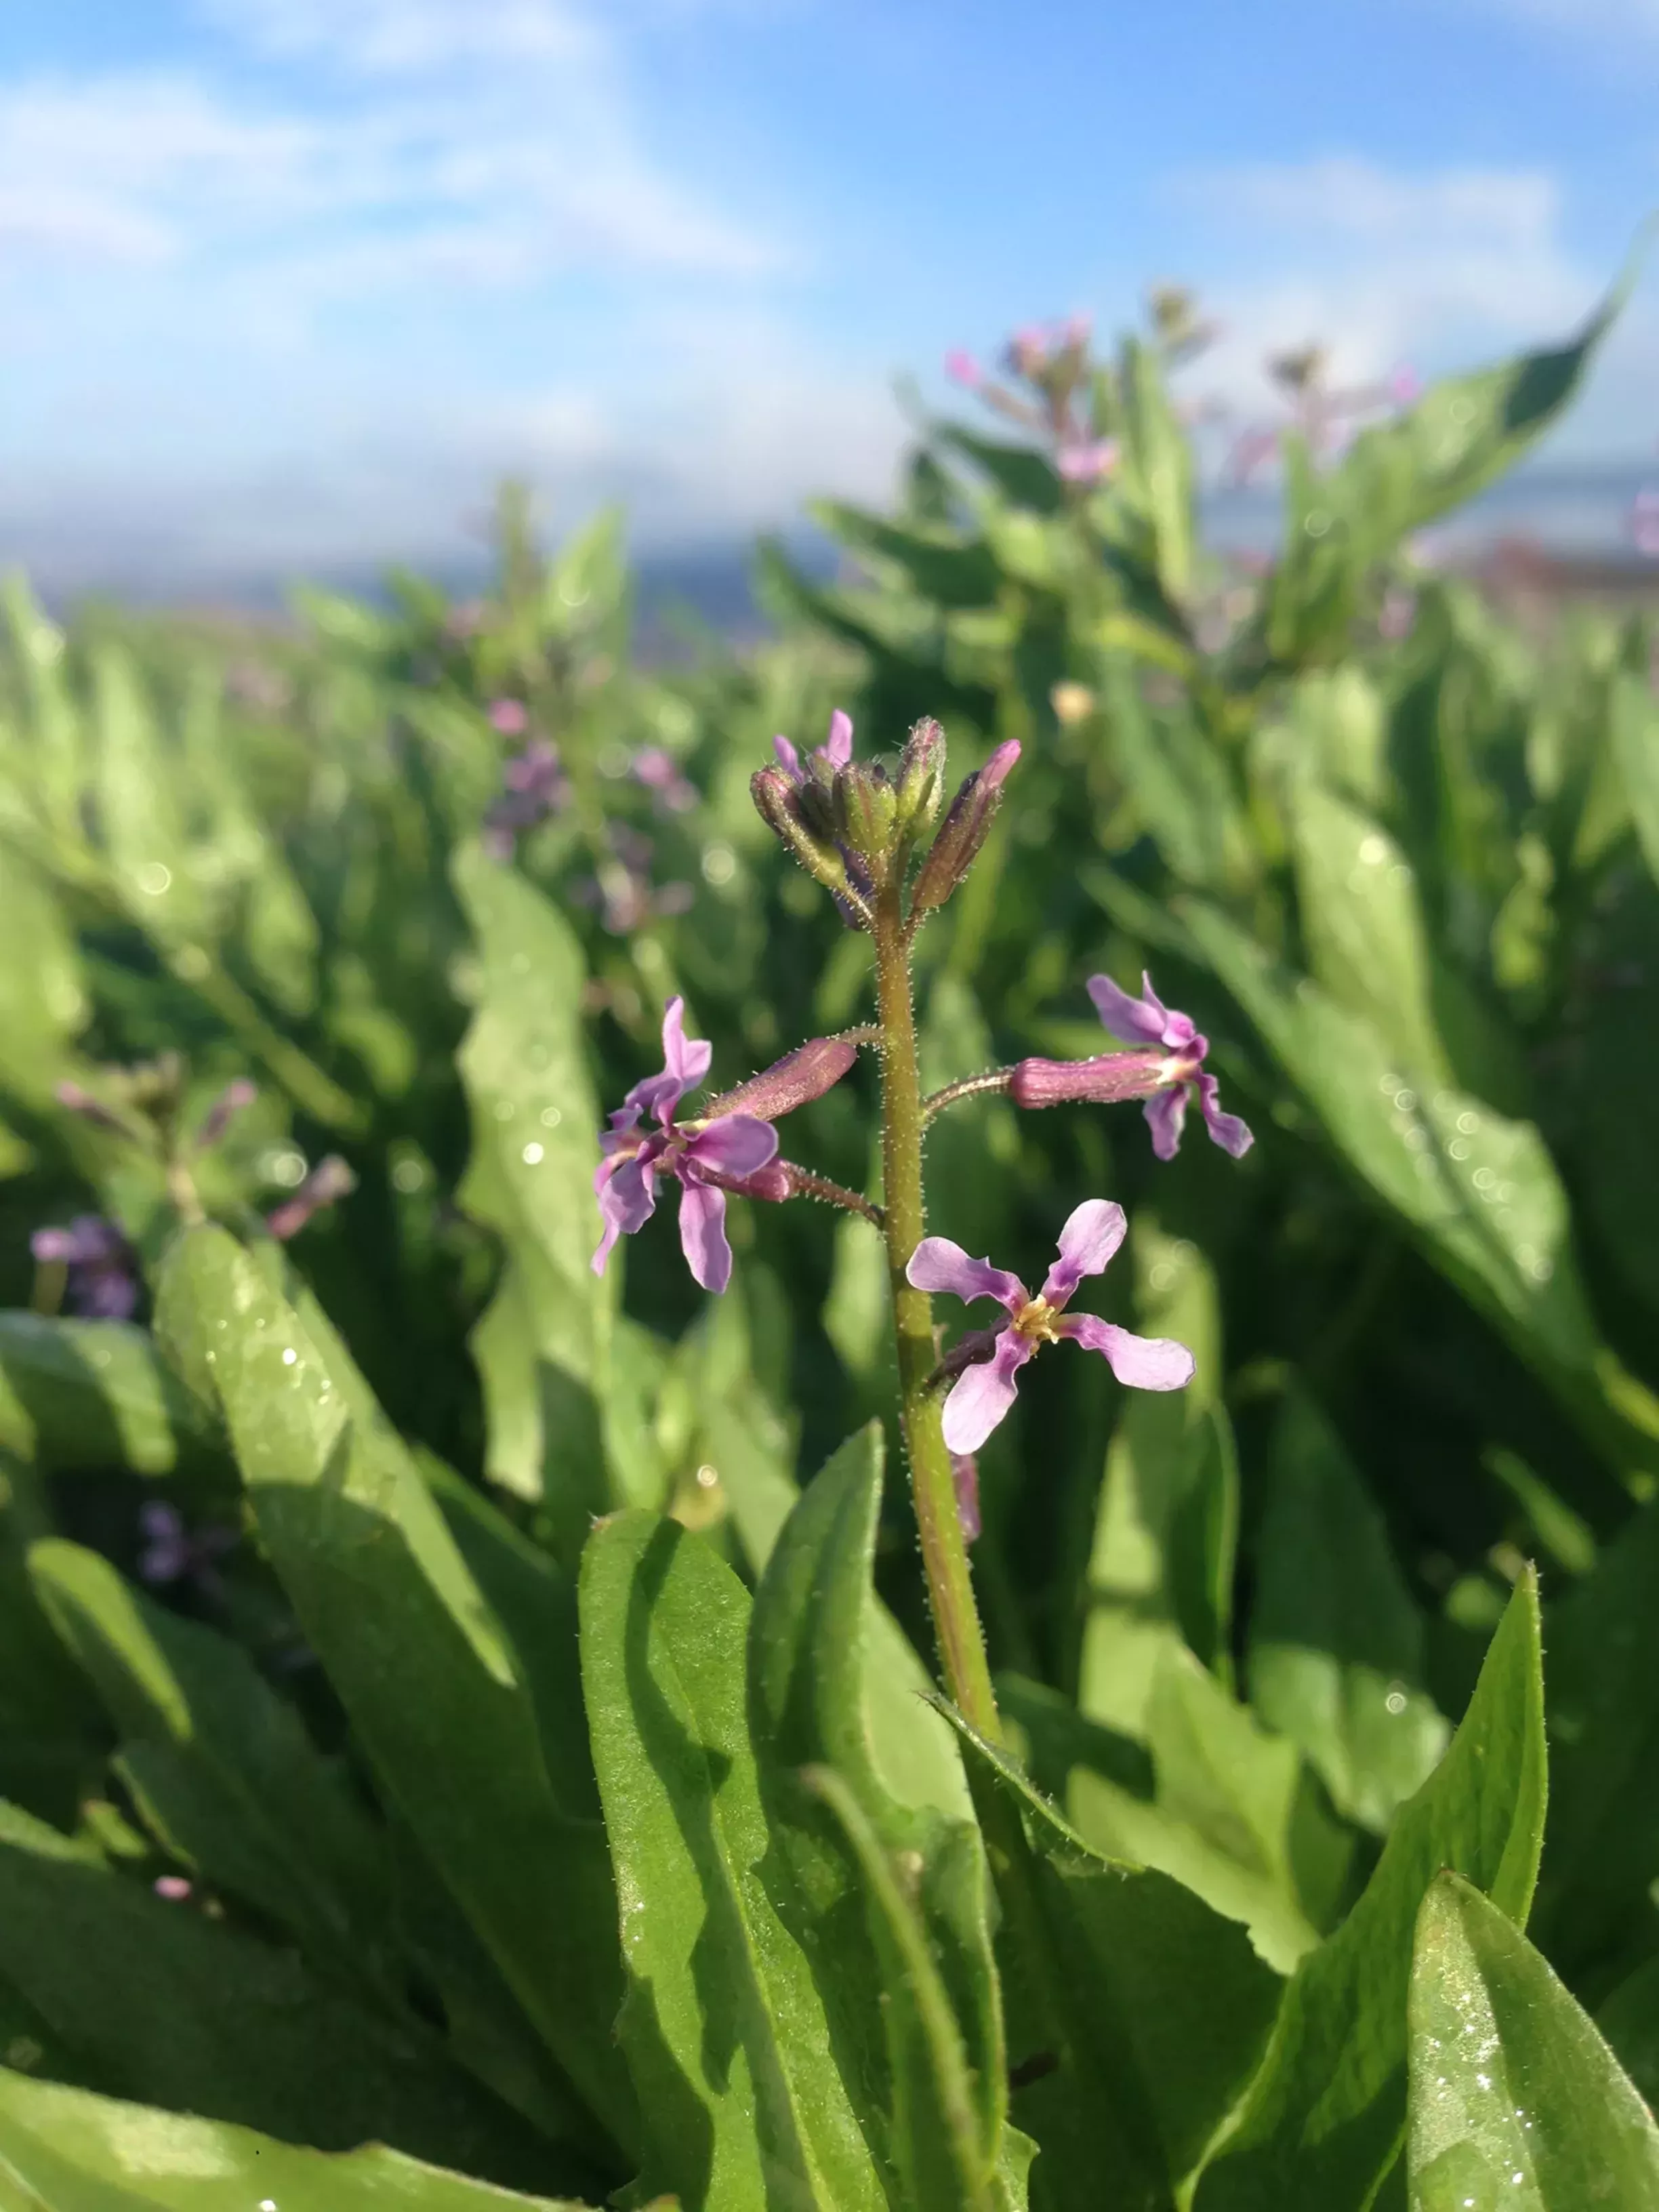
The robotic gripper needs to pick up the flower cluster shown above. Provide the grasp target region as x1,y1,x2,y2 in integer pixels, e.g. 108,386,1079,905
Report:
483,738,570,860
945,316,1120,488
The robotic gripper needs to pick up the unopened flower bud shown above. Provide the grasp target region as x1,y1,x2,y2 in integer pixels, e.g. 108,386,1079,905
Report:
752,766,857,906
704,1036,859,1122
704,1161,794,1204
909,740,1021,917
1009,1049,1182,1110
896,718,947,835
266,1154,355,1242
194,1078,257,1153
54,1081,140,1139
834,761,899,861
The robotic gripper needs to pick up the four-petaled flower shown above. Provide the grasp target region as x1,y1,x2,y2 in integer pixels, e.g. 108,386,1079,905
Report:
1088,970,1252,1161
907,1200,1194,1454
592,998,779,1294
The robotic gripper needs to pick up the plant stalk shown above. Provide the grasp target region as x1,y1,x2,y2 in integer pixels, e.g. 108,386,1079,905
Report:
871,881,1001,1741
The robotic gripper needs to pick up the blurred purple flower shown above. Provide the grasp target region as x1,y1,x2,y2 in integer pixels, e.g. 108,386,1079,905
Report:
945,348,985,390
631,747,698,813
1378,588,1417,641
266,1155,354,1242
907,1200,1195,1454
592,997,777,1294
138,1499,237,1596
194,1078,257,1153
1632,489,1659,560
1056,437,1119,486
487,698,529,736
482,738,570,859
31,1216,140,1319
153,1875,194,1902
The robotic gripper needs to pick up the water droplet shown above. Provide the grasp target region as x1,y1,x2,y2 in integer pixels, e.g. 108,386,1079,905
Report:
1449,1139,1470,1161
1304,509,1332,537
281,1347,297,1366
1385,1688,1408,1715
136,862,172,896
539,1106,562,1128
1456,1111,1479,1134
695,1462,718,1490
493,1100,514,1122
1358,833,1388,865
521,1142,544,1165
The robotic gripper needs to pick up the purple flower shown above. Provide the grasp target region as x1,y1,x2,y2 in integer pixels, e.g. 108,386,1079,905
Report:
907,1200,1194,1454
194,1078,256,1153
1056,437,1118,486
592,998,779,1294
945,349,985,390
631,747,697,813
30,1216,140,1319
1632,488,1659,560
137,1500,236,1595
773,708,855,787
487,698,529,736
483,739,570,859
1086,970,1253,1161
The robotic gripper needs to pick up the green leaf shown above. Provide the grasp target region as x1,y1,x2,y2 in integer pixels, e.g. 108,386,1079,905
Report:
0,2066,604,2211
0,858,87,1111
452,844,615,1541
1408,1872,1659,2210
1611,668,1659,889
939,1703,1282,2210
1073,1647,1349,1975
1532,1492,1659,1979
937,427,1065,514
811,502,1004,609
0,1801,558,2187
153,1223,634,2162
1194,1572,1547,2212
1078,1221,1236,1742
1248,1393,1449,1835
801,1765,1017,2212
89,647,207,943
1114,334,1197,606
577,1510,887,2212
27,1538,386,1966
0,1317,222,1477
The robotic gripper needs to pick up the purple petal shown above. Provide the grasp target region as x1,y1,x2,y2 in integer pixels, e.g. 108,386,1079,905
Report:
1197,1073,1254,1159
676,1177,733,1294
773,734,804,782
823,710,854,769
1086,972,1168,1047
591,1152,657,1275
940,1329,1033,1454
1040,1199,1127,1307
1060,1313,1195,1392
905,1237,1027,1313
659,997,713,1101
1144,1086,1189,1162
685,1113,779,1179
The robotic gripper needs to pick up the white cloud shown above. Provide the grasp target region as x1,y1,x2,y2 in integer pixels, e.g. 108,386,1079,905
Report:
1170,157,1599,415
204,0,600,71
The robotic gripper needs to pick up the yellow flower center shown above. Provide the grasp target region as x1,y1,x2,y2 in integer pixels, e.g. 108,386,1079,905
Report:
1012,1296,1063,1343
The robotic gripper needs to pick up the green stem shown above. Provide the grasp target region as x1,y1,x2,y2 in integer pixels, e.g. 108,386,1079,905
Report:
872,882,1001,1741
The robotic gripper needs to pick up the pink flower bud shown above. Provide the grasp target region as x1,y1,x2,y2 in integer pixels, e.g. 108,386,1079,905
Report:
487,699,529,736
945,349,984,390
910,741,1021,918
705,1036,859,1122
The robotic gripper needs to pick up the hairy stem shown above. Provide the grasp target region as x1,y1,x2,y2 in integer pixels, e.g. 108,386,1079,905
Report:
922,1067,1015,1124
777,1163,884,1228
871,882,1000,1740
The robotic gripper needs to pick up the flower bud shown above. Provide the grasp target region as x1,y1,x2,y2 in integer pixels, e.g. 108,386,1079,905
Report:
909,739,1021,918
1008,1050,1181,1109
752,766,857,906
896,718,947,836
834,761,899,861
703,1161,794,1204
266,1154,355,1242
704,1036,859,1122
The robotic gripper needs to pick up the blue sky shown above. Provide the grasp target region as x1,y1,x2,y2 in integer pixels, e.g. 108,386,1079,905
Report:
1,0,1655,594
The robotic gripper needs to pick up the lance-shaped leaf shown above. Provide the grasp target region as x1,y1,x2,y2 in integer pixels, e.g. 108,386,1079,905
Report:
0,1314,222,1477
1193,1572,1547,2212
1248,1393,1448,1836
452,844,619,1542
152,1222,635,2163
1408,1872,1659,2210
28,1538,386,1974
746,1425,998,2184
936,1701,1282,2212
577,1509,888,2212
0,1799,558,2187
0,2066,609,2212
